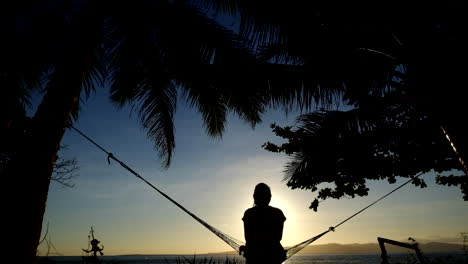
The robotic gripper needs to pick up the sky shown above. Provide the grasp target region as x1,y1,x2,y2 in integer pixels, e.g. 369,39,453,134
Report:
35,87,467,256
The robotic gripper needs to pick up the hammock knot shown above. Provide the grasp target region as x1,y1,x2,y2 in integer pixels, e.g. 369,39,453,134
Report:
239,245,246,256
107,153,114,165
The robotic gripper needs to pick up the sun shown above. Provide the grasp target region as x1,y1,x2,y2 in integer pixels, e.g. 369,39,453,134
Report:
268,193,303,247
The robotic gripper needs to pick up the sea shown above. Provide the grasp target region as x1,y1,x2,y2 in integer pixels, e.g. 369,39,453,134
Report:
41,252,467,264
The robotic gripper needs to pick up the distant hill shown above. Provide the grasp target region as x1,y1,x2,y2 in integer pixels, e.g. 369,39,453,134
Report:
210,242,463,255
296,242,463,254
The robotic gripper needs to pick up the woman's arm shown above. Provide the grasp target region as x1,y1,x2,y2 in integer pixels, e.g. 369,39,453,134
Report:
244,220,252,241
274,221,284,241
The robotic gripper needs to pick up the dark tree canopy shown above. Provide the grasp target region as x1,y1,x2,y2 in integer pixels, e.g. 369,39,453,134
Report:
2,1,468,262
263,97,467,210
217,0,468,210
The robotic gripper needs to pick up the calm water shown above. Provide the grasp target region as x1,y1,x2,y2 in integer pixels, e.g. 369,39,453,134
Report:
42,253,467,264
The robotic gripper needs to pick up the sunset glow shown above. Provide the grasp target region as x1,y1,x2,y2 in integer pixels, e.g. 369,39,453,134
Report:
37,90,467,256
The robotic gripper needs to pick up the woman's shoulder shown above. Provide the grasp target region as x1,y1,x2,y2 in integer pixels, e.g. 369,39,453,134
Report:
268,206,286,221
243,206,286,219
242,207,255,220
267,205,283,213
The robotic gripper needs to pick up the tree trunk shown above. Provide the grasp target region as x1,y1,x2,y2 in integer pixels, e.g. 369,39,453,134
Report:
5,66,84,263
439,108,468,174
4,4,102,261
407,44,468,175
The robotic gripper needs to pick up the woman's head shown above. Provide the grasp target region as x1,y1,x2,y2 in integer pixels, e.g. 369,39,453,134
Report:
253,183,271,206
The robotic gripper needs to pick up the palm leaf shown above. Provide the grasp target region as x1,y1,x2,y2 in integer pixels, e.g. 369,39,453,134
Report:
107,0,266,163
136,76,177,168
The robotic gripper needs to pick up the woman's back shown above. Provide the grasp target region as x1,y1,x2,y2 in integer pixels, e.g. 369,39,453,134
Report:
243,205,285,245
242,183,286,264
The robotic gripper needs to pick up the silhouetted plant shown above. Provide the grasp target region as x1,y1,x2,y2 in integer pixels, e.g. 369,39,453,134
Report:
36,222,63,264
263,102,465,210
1,1,280,262
172,255,244,264
51,156,79,188
208,0,468,175
1,113,79,188
5,1,468,262
206,0,468,210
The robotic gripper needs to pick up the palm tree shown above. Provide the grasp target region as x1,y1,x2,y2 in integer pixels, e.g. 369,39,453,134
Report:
2,1,316,262
202,0,468,205
5,1,466,261
2,1,108,262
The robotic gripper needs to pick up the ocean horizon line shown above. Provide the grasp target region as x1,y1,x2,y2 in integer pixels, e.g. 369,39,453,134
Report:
40,240,464,257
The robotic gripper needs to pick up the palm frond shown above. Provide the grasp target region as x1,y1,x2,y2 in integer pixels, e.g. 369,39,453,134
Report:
194,0,239,15
136,77,177,168
108,0,268,140
181,81,227,137
284,109,378,185
251,64,344,112
256,44,304,65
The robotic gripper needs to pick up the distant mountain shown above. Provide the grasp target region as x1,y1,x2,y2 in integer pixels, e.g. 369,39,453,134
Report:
298,242,463,254
210,242,463,255
420,242,465,253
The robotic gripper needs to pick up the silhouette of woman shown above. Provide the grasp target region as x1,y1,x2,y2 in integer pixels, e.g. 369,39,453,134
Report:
241,183,286,264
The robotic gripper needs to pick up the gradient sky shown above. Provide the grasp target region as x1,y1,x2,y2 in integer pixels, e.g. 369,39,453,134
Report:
35,87,467,256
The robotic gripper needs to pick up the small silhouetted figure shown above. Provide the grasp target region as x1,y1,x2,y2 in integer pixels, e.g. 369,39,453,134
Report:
82,227,104,264
83,238,104,257
241,183,286,264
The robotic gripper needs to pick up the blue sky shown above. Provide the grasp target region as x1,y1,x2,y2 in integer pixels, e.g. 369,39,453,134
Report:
35,87,467,256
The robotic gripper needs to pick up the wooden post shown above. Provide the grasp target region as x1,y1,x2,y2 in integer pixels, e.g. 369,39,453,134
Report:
377,237,425,264
378,238,389,264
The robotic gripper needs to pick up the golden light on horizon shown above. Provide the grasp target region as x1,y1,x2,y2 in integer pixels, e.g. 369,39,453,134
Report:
269,191,304,248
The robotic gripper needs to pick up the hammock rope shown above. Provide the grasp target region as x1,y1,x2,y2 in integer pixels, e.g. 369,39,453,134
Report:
70,125,244,252
69,124,424,260
283,171,424,258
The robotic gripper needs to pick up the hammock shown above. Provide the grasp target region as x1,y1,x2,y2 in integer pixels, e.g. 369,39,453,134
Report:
70,124,424,260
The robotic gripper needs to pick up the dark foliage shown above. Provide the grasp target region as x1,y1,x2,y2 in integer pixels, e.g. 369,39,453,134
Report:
263,95,467,210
